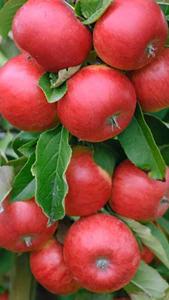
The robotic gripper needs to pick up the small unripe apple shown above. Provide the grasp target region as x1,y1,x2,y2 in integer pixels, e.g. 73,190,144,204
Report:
0,292,8,300
64,214,140,293
110,160,169,221
141,246,154,264
12,0,92,72
0,198,58,252
131,48,169,112
57,65,136,142
93,0,168,70
0,53,58,132
65,146,112,216
30,239,80,295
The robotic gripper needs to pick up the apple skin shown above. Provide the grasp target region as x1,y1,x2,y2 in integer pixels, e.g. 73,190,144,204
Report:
57,65,136,142
93,0,168,71
64,214,140,293
0,198,58,252
110,160,169,221
130,48,169,112
0,293,8,300
141,246,154,264
0,53,58,132
12,0,92,72
30,239,80,295
65,146,112,216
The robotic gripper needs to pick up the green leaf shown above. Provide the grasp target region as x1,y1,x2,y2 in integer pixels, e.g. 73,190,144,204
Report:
161,145,169,165
7,157,27,175
0,249,15,274
76,0,113,25
18,139,37,157
118,105,166,180
0,0,27,37
39,73,67,103
0,166,14,202
12,131,39,156
130,292,154,300
121,217,169,269
158,217,169,236
58,290,113,300
147,223,169,262
93,143,117,176
157,1,169,21
11,154,35,201
144,114,169,147
0,131,13,160
131,261,169,298
34,126,72,221
0,0,4,9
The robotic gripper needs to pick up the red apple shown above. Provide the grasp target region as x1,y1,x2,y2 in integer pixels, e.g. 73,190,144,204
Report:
130,48,169,112
93,0,168,71
57,65,136,142
110,160,169,221
12,0,92,72
0,292,8,300
64,214,140,293
0,198,58,252
30,239,80,295
141,246,154,264
0,53,58,132
65,146,112,216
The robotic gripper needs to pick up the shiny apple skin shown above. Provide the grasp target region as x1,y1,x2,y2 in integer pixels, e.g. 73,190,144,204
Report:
12,0,92,72
0,198,58,252
110,160,169,221
30,239,80,295
94,0,168,70
57,65,136,142
0,53,58,131
131,48,169,112
64,214,140,293
65,146,112,216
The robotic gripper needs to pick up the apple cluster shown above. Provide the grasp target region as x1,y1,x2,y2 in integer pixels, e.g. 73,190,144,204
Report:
0,0,169,297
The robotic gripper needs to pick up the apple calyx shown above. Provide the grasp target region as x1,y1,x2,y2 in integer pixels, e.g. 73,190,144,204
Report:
161,196,169,204
96,257,109,270
23,236,33,247
146,43,156,58
108,114,121,130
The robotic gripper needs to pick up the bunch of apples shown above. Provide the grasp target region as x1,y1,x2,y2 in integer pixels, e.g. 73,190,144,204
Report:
0,0,169,297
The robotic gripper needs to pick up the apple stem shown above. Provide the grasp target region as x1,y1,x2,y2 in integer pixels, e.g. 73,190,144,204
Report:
146,43,156,58
23,236,33,248
108,115,120,130
9,254,36,300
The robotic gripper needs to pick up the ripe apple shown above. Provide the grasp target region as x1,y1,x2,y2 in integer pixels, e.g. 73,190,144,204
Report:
65,146,112,216
57,65,136,142
0,53,58,132
0,198,58,252
30,239,80,295
64,214,140,293
130,48,169,112
110,160,169,221
12,0,92,72
93,0,168,71
141,246,154,264
0,293,8,300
